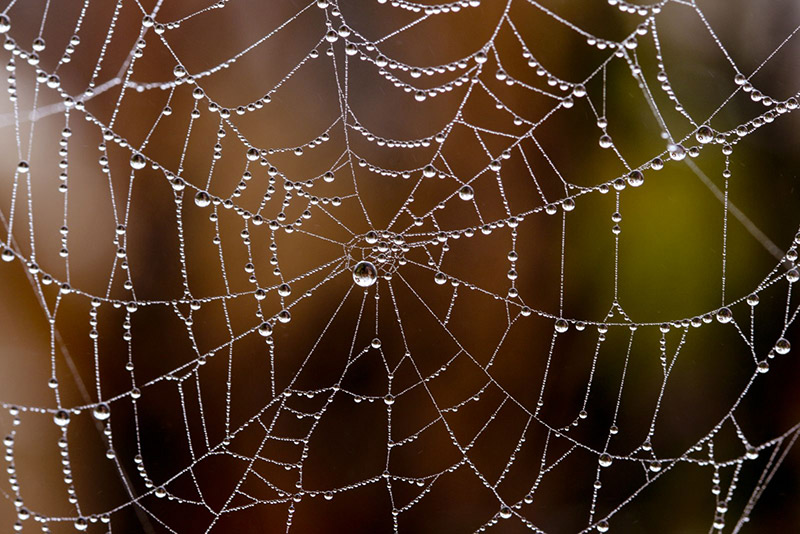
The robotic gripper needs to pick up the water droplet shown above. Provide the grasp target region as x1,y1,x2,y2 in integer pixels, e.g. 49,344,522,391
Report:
598,453,613,467
597,519,609,532
130,153,146,170
0,14,10,33
745,446,758,460
599,135,613,148
352,261,378,287
716,307,733,324
54,410,70,427
92,403,110,421
555,319,569,333
434,272,447,285
649,460,662,472
668,143,686,161
1,248,14,262
194,191,211,208
775,338,790,355
278,283,292,297
458,185,474,201
499,506,512,519
696,126,714,144
627,170,644,187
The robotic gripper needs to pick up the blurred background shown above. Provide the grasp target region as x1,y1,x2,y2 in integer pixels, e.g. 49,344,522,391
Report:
0,0,799,532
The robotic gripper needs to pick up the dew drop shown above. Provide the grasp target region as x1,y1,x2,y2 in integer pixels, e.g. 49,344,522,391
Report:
258,322,273,337
458,185,474,201
668,143,686,161
627,170,644,187
598,453,613,467
696,125,714,144
194,191,211,208
775,338,790,355
92,403,110,421
54,410,70,427
352,261,378,287
130,153,146,170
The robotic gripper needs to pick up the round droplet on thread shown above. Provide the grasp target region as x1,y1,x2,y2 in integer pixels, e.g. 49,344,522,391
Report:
258,322,273,337
54,409,70,427
458,185,474,201
716,307,733,323
499,506,512,519
130,153,146,170
775,337,790,355
194,191,211,208
696,125,714,144
598,452,613,467
352,261,378,287
627,170,644,187
92,403,110,421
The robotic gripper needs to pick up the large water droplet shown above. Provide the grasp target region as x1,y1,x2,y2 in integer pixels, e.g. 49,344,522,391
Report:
458,185,474,201
194,191,211,208
353,261,378,287
130,153,146,170
92,403,111,421
54,409,70,426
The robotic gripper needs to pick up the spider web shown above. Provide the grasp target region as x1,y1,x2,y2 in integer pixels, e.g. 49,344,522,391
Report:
0,0,799,532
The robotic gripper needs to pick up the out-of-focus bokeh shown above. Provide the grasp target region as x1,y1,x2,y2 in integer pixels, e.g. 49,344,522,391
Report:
0,0,799,532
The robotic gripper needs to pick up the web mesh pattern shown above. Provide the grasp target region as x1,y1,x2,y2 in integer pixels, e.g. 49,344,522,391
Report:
0,0,799,532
